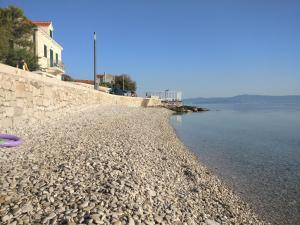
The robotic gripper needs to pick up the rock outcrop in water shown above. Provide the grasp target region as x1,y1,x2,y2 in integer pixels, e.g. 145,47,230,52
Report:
164,105,209,113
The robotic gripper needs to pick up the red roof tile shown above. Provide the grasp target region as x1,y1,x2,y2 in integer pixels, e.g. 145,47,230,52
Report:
31,21,52,27
74,80,95,85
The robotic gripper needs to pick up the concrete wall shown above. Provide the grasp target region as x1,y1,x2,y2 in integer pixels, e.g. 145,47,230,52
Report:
0,63,161,130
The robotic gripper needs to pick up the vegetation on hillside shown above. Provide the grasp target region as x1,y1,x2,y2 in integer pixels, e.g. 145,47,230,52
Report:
61,74,74,81
0,6,39,70
101,82,112,88
113,74,137,92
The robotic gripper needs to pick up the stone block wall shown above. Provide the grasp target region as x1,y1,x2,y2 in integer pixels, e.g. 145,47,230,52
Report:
0,63,161,129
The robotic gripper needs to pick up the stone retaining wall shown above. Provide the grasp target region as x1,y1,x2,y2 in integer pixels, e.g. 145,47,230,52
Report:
0,63,161,129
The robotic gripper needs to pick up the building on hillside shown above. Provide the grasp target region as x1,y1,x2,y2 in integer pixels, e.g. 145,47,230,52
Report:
96,73,114,84
146,90,182,103
74,74,114,86
32,21,64,78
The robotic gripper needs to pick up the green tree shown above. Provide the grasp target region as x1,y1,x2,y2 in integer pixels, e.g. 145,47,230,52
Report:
61,74,74,81
101,82,112,88
0,25,9,59
114,74,137,92
0,6,39,70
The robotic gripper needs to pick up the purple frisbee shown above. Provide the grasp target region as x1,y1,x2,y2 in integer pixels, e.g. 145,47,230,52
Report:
0,134,23,148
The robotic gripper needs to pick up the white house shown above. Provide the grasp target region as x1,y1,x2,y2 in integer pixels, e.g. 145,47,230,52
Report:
97,73,114,84
32,21,64,77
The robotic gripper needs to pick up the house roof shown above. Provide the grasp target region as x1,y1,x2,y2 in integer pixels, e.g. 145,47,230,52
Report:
96,74,114,78
74,80,95,85
32,21,52,27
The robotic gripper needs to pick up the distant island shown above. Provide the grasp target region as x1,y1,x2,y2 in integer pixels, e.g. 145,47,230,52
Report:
185,94,300,104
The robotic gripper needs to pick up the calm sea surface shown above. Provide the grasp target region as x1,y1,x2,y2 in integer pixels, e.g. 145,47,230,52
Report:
170,103,300,225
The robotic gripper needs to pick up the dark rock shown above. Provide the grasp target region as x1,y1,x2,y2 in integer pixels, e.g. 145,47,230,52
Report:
163,105,209,113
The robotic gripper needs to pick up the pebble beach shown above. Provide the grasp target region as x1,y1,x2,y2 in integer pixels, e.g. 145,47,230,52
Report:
0,106,268,225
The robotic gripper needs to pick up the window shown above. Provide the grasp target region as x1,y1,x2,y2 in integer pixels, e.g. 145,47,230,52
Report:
56,53,58,64
50,49,53,67
44,45,47,58
50,30,53,38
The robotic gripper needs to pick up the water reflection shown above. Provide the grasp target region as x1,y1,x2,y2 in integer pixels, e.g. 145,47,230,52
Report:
174,115,182,125
170,104,300,225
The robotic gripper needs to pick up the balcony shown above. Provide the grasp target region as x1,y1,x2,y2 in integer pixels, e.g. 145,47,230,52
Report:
47,58,64,70
46,58,65,75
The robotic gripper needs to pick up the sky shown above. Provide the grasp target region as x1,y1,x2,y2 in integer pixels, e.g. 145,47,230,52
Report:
1,0,300,98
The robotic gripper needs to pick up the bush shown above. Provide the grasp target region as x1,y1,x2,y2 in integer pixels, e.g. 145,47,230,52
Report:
113,74,136,92
61,74,74,81
101,82,112,88
5,48,39,71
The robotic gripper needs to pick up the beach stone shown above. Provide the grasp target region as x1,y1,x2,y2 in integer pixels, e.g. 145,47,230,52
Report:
0,105,267,225
8,221,17,225
21,215,30,224
154,216,163,223
79,201,89,209
205,219,220,225
21,203,33,213
42,212,56,223
91,214,102,224
32,165,38,170
68,222,76,225
2,214,11,222
147,189,156,197
12,207,22,216
128,217,135,225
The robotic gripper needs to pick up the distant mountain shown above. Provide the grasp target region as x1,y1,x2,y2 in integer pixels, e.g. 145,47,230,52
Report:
184,95,300,104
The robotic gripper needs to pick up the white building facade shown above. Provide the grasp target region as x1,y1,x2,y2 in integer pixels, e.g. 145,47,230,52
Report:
97,73,114,84
146,91,182,102
32,21,64,77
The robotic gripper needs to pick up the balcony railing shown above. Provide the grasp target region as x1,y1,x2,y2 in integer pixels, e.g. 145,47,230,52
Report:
146,91,182,101
47,58,64,70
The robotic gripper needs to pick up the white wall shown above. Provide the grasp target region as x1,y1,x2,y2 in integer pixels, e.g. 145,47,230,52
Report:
35,25,63,70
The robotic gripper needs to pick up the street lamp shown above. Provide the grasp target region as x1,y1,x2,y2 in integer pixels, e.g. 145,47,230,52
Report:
93,32,99,90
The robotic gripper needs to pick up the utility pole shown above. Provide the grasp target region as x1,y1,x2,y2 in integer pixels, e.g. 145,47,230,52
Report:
122,75,125,91
93,32,98,90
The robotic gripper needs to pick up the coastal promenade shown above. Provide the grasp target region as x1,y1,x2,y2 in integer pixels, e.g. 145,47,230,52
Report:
0,105,267,225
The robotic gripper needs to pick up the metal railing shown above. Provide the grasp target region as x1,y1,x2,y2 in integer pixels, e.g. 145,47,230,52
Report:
47,58,64,70
146,91,182,101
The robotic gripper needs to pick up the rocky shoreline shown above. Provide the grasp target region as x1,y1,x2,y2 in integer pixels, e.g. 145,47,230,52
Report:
0,106,267,225
164,105,209,113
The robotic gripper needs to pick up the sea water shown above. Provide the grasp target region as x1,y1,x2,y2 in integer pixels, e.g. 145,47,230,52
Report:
170,103,300,225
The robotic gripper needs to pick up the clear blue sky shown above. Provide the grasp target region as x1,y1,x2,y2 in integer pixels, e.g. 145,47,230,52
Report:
1,0,300,97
